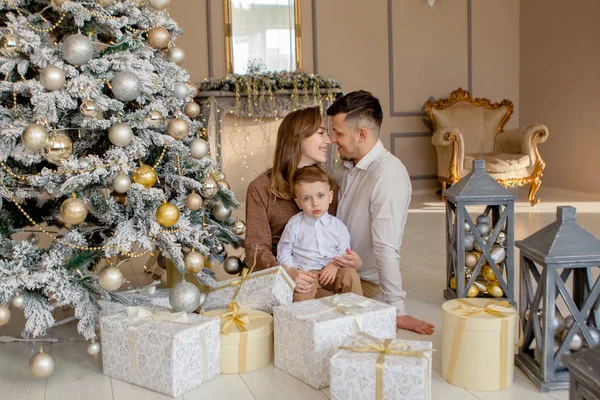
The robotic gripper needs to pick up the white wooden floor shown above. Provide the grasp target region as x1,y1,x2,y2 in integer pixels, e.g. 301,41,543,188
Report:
2,185,600,400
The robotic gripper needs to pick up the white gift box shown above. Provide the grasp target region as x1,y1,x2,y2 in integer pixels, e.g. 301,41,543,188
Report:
273,293,397,389
330,334,432,400
100,307,220,397
203,265,295,314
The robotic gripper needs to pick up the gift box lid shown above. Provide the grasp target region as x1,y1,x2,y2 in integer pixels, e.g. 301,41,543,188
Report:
442,298,517,332
203,307,273,345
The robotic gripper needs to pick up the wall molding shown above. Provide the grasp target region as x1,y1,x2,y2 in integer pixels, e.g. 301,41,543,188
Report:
387,0,472,117
312,0,319,73
390,132,436,180
206,0,214,78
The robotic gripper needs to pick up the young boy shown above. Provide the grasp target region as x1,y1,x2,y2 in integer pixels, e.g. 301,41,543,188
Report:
277,165,363,302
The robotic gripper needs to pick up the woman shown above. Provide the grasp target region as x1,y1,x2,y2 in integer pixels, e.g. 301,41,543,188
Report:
244,106,361,297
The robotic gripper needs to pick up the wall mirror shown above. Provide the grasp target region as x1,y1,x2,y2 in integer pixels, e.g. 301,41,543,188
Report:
224,0,302,74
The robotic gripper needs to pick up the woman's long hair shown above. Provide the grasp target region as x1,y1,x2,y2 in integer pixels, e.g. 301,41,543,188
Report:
268,106,322,200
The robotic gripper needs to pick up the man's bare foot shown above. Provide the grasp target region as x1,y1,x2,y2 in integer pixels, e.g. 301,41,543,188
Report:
396,316,435,335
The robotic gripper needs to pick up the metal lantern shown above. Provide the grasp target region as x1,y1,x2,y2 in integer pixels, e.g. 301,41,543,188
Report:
515,206,600,391
444,159,517,304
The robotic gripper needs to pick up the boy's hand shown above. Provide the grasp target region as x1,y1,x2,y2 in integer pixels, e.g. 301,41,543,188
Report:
319,263,338,286
333,248,363,270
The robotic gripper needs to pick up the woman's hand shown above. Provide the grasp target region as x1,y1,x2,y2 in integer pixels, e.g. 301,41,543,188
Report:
333,248,363,270
285,267,316,293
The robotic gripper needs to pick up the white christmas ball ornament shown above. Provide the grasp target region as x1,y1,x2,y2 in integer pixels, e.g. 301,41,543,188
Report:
169,282,201,313
212,203,232,221
111,71,142,102
108,123,133,147
149,0,170,10
11,294,24,309
29,351,55,378
189,138,209,159
22,124,48,151
61,34,95,65
40,66,66,91
98,266,124,291
87,342,101,355
183,102,201,118
112,174,131,193
166,46,185,64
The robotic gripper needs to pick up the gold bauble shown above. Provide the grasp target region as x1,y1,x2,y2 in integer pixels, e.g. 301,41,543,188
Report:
147,110,164,127
44,132,73,165
0,305,11,326
183,102,200,118
110,191,127,205
449,277,457,290
467,284,480,298
217,180,230,190
481,264,498,282
184,250,206,274
133,165,157,188
21,124,48,151
231,217,246,236
98,266,123,291
29,350,55,378
1,32,21,56
167,118,189,140
53,0,66,5
80,99,100,118
147,27,170,49
156,202,180,227
60,197,88,225
185,192,203,211
486,281,504,298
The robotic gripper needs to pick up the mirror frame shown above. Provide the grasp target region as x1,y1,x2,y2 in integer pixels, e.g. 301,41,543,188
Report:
224,0,303,74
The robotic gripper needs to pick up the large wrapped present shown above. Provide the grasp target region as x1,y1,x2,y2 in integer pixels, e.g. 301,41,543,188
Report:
100,307,220,397
330,333,432,400
442,298,518,391
204,302,273,374
273,293,397,389
203,265,294,314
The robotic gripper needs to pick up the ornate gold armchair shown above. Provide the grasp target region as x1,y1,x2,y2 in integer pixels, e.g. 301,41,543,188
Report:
425,88,549,206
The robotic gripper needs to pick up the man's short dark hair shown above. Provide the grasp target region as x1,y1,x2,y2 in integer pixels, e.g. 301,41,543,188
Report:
326,90,383,131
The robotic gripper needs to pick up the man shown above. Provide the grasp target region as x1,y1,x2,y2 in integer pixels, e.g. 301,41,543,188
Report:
327,90,435,335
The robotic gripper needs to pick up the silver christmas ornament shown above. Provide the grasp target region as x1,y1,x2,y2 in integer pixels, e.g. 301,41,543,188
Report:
465,252,478,268
218,180,230,190
166,46,185,64
111,71,142,101
149,0,170,10
496,230,507,245
40,66,66,91
214,243,226,255
147,27,170,49
183,102,200,118
184,250,206,274
587,328,600,347
189,138,209,159
87,342,101,355
476,214,490,226
112,174,131,193
490,245,506,264
185,192,203,211
172,82,189,99
169,282,201,313
473,240,482,252
108,123,133,147
98,266,123,291
223,256,244,275
200,177,218,198
561,330,583,351
464,232,474,252
189,85,198,97
0,305,10,326
80,99,100,118
464,221,471,233
147,110,164,127
11,294,24,309
22,124,48,151
29,351,55,378
98,0,114,5
167,118,189,140
0,32,20,56
44,132,73,164
564,315,574,329
540,311,566,336
477,222,490,236
212,203,232,221
79,158,91,168
61,34,95,65
26,233,39,245
231,218,246,236
214,171,226,181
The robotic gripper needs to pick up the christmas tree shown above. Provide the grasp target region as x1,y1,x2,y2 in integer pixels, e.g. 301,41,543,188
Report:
0,0,243,352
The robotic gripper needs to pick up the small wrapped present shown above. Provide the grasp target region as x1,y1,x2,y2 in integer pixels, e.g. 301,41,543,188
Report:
203,265,294,314
204,302,273,374
442,298,518,391
330,333,432,400
100,307,220,397
273,293,397,389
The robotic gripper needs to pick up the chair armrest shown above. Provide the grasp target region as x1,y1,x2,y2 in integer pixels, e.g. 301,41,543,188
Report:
432,128,465,181
495,125,549,165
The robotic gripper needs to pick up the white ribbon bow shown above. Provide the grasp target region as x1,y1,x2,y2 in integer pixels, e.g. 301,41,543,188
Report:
126,306,188,323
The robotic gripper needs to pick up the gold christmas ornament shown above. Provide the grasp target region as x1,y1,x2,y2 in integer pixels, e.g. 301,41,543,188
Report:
0,32,20,56
147,27,170,49
486,281,504,298
60,196,88,225
0,305,10,326
29,350,55,378
449,277,457,290
185,192,203,211
22,124,48,151
44,132,73,164
231,217,246,236
189,85,198,97
149,0,170,10
147,109,164,127
156,202,180,227
166,46,185,64
200,177,218,198
184,250,206,274
218,180,230,190
110,191,127,204
467,284,480,298
53,0,66,5
481,264,498,282
40,66,66,91
223,256,244,275
133,165,157,188
80,99,100,118
183,102,201,118
167,118,189,140
98,266,124,291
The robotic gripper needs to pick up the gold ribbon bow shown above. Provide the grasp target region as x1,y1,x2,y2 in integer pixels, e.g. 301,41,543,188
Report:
340,333,431,400
446,299,520,389
221,301,251,334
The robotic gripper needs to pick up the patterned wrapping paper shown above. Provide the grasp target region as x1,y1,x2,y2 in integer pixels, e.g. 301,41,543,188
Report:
273,293,397,389
100,308,220,397
203,265,295,314
330,335,433,400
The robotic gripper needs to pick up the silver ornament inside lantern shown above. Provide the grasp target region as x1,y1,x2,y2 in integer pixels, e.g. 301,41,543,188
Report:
111,71,142,102
169,281,201,313
61,34,95,65
476,214,491,226
108,123,134,147
223,256,244,275
189,138,209,159
21,124,48,151
212,203,232,221
40,66,66,91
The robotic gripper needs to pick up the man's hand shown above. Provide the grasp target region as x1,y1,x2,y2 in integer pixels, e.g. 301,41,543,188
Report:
284,267,316,293
333,248,363,270
319,263,338,286
396,316,435,335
